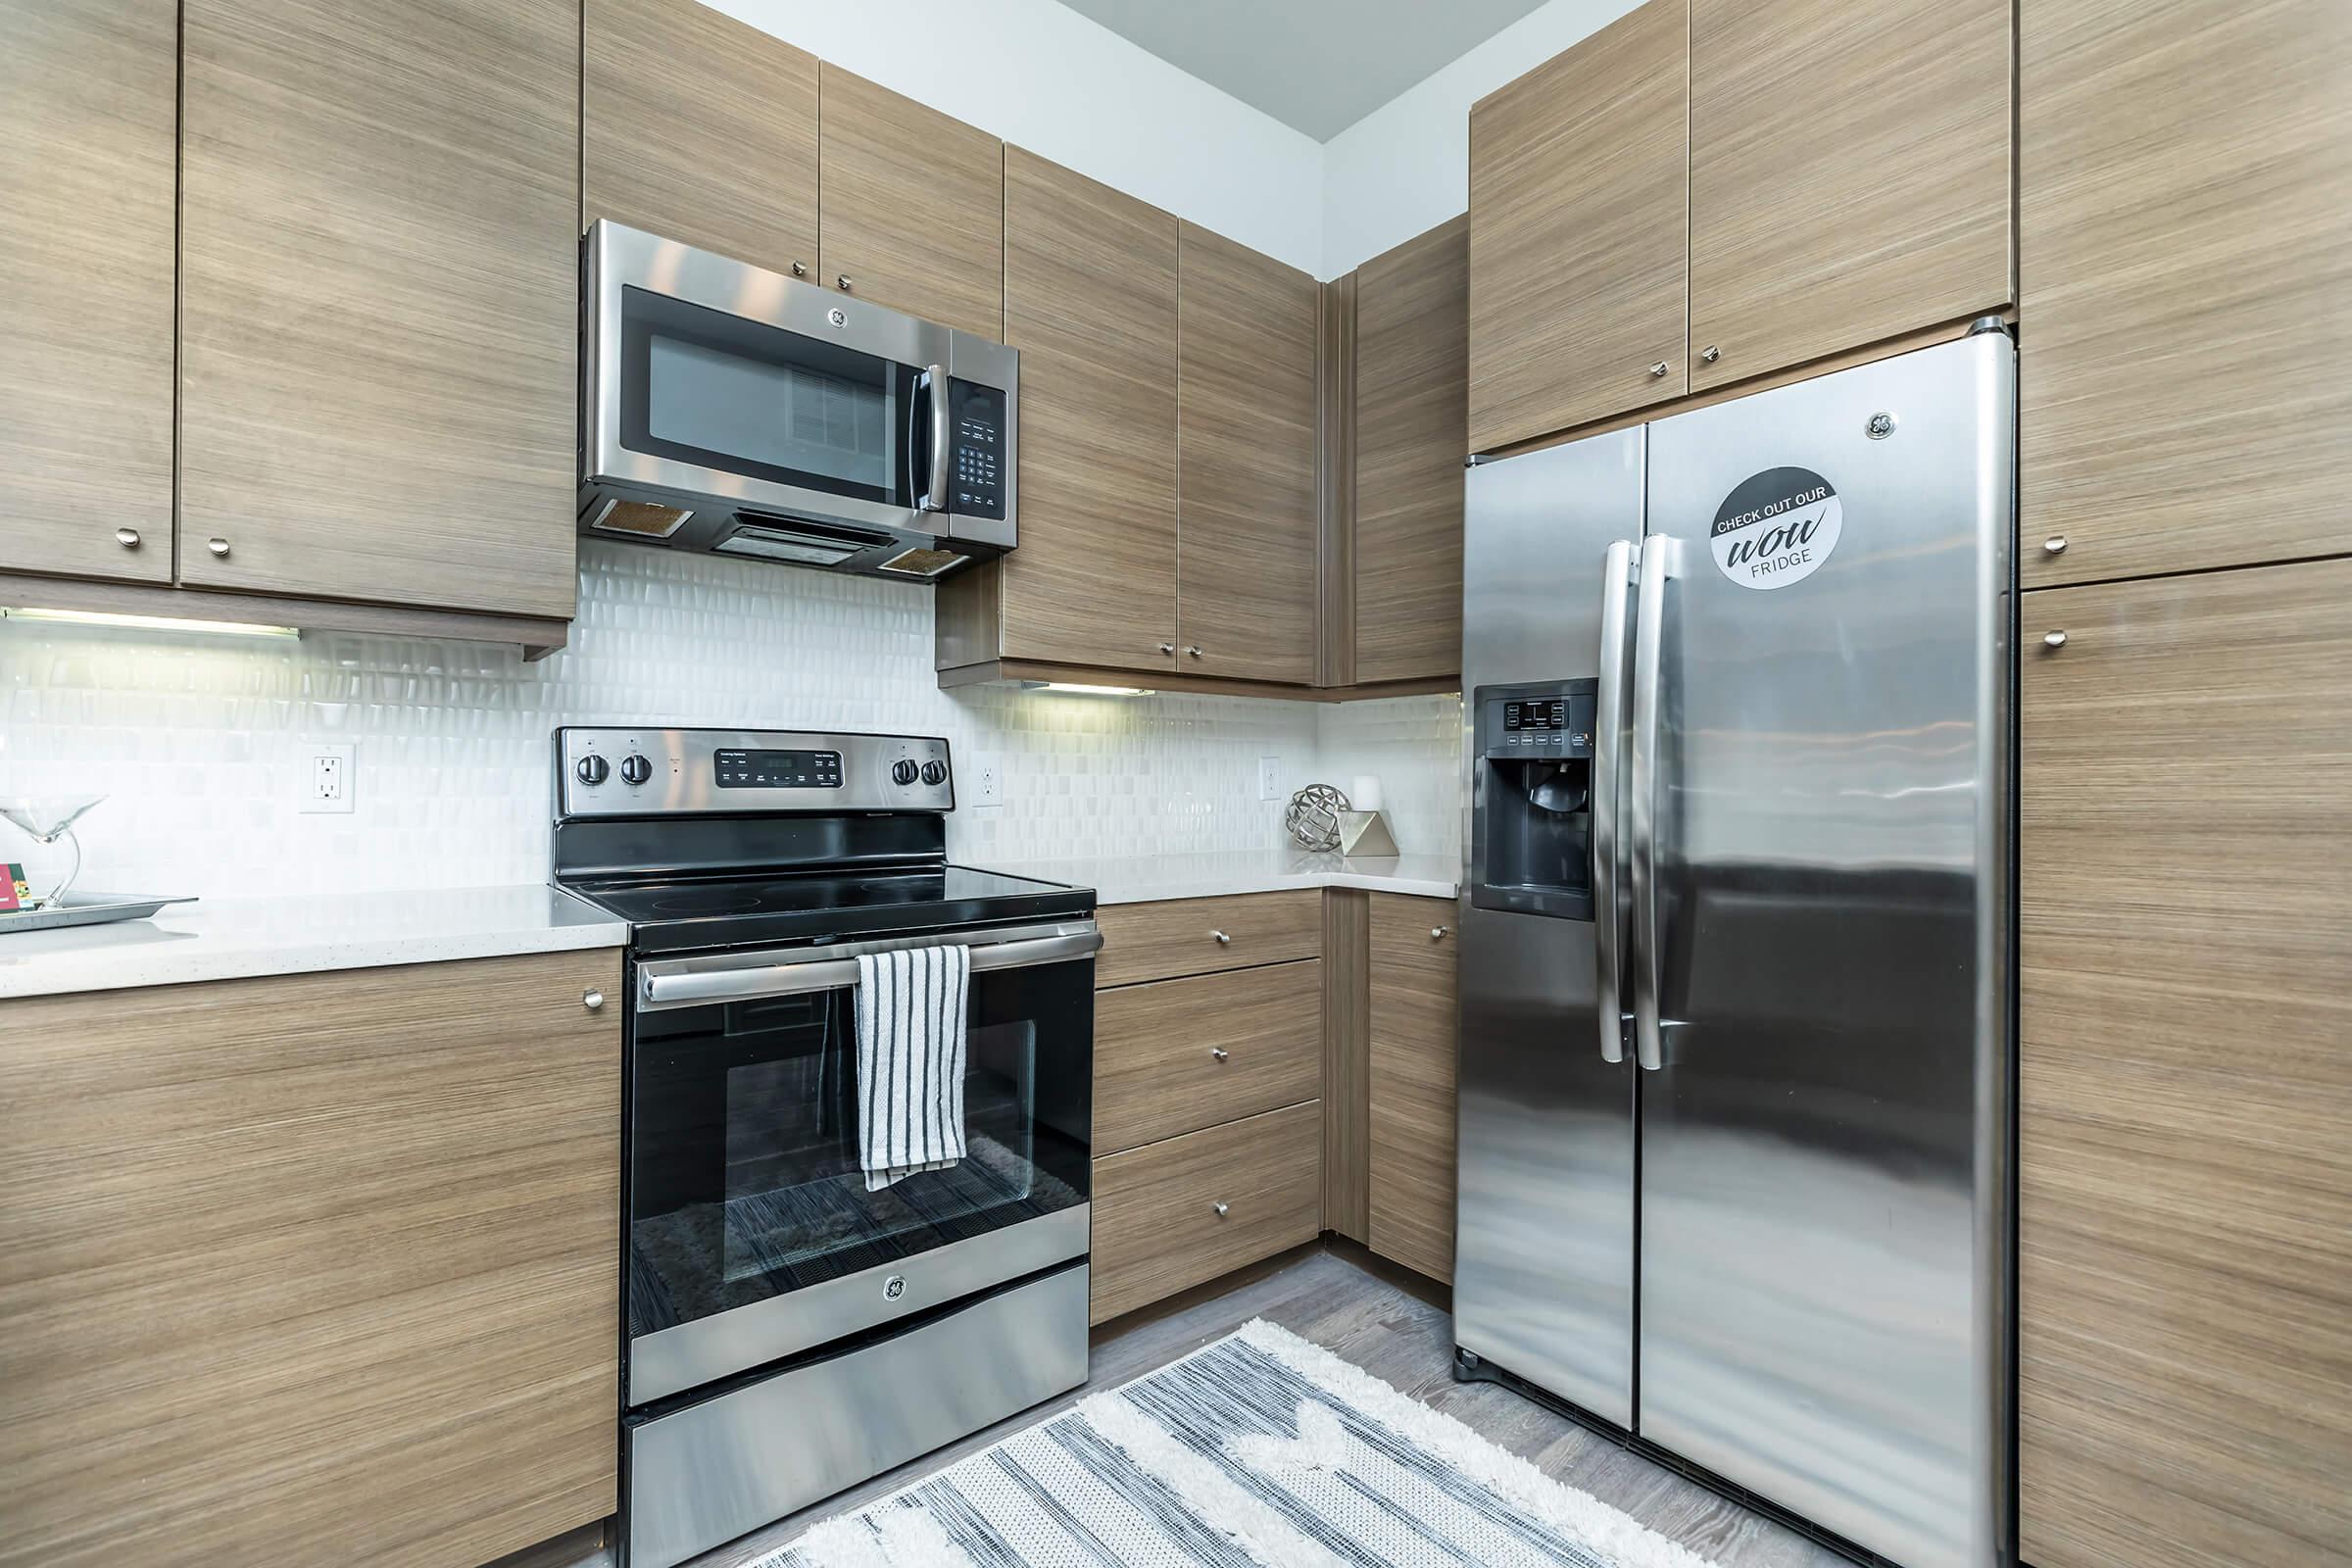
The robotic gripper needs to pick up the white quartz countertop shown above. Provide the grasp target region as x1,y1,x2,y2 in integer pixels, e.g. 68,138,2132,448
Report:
995,849,1459,906
0,884,628,1001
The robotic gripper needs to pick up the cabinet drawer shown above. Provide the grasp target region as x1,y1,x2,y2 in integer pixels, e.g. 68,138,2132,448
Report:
1095,891,1321,987
1091,1102,1321,1325
1096,961,1321,1154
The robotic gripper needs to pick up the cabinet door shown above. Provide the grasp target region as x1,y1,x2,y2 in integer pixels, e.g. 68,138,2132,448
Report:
1354,217,1468,686
1467,0,1687,452
1688,0,2011,392
179,0,578,618
0,950,620,1568
0,0,176,584
995,148,1179,670
583,0,818,277
1368,896,1459,1283
2021,0,2352,587
2019,562,2352,1568
817,66,1003,340
1176,222,1319,685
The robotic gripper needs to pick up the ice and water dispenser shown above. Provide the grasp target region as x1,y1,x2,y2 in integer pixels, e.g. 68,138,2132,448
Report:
1469,680,1597,920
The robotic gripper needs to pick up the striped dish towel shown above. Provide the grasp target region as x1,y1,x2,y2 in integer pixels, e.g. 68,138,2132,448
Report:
854,945,971,1191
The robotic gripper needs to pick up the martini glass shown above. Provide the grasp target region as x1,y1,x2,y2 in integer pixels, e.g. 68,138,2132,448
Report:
0,796,106,909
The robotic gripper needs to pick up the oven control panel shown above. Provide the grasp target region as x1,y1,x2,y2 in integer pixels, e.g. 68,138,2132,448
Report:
556,727,952,817
949,378,1006,521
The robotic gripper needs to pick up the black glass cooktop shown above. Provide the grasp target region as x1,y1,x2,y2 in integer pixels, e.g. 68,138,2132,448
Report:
564,863,1093,954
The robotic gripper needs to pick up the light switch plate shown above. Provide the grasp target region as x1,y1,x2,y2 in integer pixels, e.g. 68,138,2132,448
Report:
301,744,355,813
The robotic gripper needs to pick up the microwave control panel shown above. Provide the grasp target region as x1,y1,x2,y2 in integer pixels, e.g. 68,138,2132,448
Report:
1479,683,1596,760
949,378,1006,520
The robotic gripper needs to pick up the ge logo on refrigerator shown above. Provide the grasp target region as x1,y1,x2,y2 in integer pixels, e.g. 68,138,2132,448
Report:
1707,466,1843,591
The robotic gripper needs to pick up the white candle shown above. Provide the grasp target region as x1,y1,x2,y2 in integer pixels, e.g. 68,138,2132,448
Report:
1349,774,1384,812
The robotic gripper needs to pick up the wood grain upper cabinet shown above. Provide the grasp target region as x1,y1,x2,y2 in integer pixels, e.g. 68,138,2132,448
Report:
1687,0,2012,391
2018,561,2352,1568
1367,896,1458,1284
817,66,1003,340
1353,217,1468,686
990,148,1180,670
0,0,176,585
1177,221,1320,685
2020,0,2352,587
1468,0,1688,452
583,0,818,276
178,0,579,618
0,950,621,1568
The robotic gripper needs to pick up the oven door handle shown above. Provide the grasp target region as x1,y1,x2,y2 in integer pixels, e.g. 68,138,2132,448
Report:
638,928,1102,1009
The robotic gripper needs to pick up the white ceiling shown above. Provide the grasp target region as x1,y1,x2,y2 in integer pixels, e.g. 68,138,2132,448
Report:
1054,0,1555,141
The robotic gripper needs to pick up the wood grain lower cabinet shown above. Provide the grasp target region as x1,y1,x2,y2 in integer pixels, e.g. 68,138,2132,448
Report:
177,0,580,620
1686,0,2012,392
0,0,176,586
1176,221,1321,685
1096,961,1322,1154
816,65,1003,341
1091,1102,1323,1325
1094,891,1322,988
2018,561,2352,1568
2020,0,2352,587
1352,217,1468,687
1468,0,1688,451
1366,896,1458,1284
0,950,622,1568
583,0,818,277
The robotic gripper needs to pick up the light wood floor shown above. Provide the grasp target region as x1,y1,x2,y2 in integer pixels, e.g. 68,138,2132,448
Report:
534,1242,1849,1568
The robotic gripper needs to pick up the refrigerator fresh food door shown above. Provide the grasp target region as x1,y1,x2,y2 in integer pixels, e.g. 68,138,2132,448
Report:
1455,428,1644,1428
1633,331,2013,1568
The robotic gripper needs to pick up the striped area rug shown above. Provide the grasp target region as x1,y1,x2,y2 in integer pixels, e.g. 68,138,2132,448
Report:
758,1319,1716,1568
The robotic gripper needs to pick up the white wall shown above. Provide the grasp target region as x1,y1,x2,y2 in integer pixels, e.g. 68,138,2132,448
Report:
706,0,1326,274
1320,0,1640,275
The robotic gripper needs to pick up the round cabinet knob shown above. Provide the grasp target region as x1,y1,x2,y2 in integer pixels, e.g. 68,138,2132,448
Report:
115,527,142,550
582,989,605,1012
1159,642,1176,656
920,760,948,786
2043,630,2069,650
1431,925,1450,940
207,537,230,558
790,260,808,277
1211,1047,1230,1062
618,754,652,786
1186,645,1203,660
574,755,610,785
1700,345,1721,365
2044,535,2069,555
892,759,920,786
1649,362,1671,378
1210,929,1231,945
836,274,854,292
1211,1201,1231,1218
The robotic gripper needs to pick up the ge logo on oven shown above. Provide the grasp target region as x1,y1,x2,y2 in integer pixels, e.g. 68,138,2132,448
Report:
883,1276,906,1301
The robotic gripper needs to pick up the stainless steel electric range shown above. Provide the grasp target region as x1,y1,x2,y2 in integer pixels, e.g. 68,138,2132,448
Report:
551,726,1098,1568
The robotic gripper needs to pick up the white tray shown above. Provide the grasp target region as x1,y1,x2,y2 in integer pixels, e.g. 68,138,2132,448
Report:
0,891,197,934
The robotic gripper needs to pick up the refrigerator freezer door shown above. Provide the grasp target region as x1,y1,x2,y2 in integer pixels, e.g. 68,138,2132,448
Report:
1455,429,1643,1428
1634,333,2013,1568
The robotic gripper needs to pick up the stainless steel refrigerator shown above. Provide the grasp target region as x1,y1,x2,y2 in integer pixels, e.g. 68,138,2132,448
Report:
1453,327,2013,1568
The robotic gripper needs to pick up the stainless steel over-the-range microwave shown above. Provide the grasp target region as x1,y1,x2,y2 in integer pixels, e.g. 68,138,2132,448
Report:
579,220,1016,581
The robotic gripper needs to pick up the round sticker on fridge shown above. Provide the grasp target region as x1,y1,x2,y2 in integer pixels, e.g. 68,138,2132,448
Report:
1707,466,1842,590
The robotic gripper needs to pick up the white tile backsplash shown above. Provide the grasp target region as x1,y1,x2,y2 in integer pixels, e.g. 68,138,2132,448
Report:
0,542,1462,899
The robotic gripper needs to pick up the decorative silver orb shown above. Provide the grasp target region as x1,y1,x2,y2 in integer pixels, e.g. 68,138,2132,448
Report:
1284,783,1350,852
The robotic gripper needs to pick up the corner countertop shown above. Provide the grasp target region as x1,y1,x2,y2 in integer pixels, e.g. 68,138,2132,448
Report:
0,884,629,1002
993,849,1460,906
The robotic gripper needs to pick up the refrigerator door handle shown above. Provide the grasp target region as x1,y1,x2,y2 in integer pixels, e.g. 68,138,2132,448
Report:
1628,536,1671,1072
1591,538,1637,1064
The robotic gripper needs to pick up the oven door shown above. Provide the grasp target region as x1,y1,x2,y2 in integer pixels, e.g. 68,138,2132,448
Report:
623,920,1096,1407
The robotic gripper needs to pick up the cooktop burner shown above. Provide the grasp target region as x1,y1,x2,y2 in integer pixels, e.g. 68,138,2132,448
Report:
566,864,1092,954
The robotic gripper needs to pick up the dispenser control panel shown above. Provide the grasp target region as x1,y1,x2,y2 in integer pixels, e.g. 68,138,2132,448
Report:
1482,687,1596,760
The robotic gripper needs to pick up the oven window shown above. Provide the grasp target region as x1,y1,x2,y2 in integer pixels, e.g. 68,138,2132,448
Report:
627,956,1091,1338
618,286,916,507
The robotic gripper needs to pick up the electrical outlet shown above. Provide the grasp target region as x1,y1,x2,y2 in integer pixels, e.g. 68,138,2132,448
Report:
301,743,355,813
971,756,1004,808
1258,756,1283,802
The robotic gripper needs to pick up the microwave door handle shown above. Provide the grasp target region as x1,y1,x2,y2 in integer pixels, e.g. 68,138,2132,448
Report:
638,928,1102,1008
918,363,950,513
1628,536,1671,1073
1592,537,1636,1064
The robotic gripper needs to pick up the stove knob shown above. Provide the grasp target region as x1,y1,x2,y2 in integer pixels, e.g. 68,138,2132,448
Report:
574,755,609,785
619,754,652,786
891,759,920,786
920,760,948,786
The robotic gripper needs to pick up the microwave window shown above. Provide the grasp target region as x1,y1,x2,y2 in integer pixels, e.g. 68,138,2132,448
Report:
646,335,896,492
